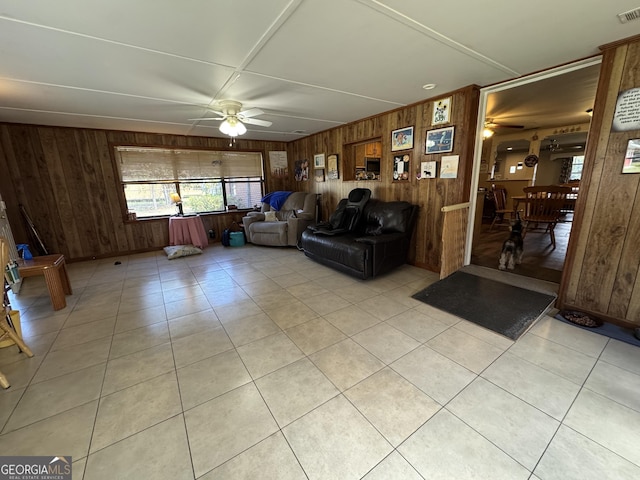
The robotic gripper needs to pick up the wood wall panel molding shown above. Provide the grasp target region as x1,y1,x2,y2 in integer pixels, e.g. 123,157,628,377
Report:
0,123,287,260
286,85,480,272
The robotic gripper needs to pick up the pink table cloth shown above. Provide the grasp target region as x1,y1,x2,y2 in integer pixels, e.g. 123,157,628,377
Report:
169,216,209,249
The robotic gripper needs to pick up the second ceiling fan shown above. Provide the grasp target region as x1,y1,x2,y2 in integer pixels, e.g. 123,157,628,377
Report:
483,118,525,138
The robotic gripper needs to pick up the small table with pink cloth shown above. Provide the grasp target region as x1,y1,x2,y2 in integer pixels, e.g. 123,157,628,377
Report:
168,215,209,249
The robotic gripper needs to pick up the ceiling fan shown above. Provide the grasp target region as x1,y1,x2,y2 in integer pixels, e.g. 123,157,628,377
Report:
191,100,272,136
483,119,525,138
484,119,525,130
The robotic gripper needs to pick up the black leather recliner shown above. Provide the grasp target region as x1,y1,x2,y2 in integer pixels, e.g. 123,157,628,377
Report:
301,193,418,279
308,188,371,236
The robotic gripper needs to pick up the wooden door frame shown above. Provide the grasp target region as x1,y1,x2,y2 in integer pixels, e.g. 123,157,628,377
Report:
464,57,603,270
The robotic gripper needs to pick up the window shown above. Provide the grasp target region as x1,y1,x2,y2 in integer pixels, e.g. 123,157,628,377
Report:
115,147,264,218
569,155,584,181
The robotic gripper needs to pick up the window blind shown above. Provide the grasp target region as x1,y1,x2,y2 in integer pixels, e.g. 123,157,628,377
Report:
116,147,263,182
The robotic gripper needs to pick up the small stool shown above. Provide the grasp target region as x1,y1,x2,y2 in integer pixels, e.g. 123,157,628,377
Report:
18,254,73,311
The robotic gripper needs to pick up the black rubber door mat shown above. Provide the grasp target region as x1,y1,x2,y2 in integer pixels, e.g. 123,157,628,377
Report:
412,271,557,340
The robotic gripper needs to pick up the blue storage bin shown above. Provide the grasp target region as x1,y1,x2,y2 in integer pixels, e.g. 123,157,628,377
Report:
229,231,245,247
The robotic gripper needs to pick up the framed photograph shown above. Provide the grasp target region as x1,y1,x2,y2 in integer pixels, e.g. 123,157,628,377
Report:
391,126,414,151
294,159,309,181
432,97,451,125
440,155,459,179
418,161,437,180
623,138,640,173
268,151,289,178
315,168,325,182
393,153,411,181
327,153,339,179
426,126,455,154
313,153,325,169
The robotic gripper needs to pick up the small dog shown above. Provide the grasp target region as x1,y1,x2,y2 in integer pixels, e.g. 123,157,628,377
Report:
499,214,524,270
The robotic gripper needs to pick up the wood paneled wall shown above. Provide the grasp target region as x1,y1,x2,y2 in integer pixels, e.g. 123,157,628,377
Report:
287,85,480,272
0,125,287,260
560,35,640,326
0,85,479,273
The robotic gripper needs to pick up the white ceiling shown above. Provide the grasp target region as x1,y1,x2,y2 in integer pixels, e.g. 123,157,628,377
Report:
0,0,637,142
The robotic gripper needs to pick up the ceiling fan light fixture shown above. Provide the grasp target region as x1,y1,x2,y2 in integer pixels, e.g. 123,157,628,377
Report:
219,117,247,136
482,128,494,138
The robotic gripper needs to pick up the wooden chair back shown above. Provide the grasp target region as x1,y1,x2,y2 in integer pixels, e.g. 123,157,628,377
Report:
0,237,8,274
1,236,34,389
522,186,571,223
492,186,508,211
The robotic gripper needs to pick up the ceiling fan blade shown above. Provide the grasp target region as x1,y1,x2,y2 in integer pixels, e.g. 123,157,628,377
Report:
238,108,264,118
206,108,226,117
189,116,225,121
242,117,272,127
485,119,525,129
486,122,524,129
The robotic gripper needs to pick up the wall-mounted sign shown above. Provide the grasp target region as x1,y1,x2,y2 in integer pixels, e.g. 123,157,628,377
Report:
613,87,640,132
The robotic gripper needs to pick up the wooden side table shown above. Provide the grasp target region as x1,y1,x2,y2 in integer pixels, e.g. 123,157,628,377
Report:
18,254,73,311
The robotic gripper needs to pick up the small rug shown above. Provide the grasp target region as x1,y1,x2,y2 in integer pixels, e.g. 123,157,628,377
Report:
412,271,557,340
554,313,640,347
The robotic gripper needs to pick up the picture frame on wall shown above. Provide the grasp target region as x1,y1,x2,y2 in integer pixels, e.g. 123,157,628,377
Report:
425,126,455,154
393,153,411,181
623,138,640,173
327,153,339,179
313,153,325,169
294,159,309,181
440,155,459,179
315,168,325,182
268,151,289,178
432,97,451,125
418,161,437,179
391,126,414,151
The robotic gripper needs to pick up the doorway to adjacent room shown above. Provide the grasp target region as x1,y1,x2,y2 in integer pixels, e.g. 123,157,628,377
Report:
466,57,602,284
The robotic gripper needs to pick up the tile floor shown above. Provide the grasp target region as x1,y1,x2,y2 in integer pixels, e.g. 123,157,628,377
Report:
1,244,639,479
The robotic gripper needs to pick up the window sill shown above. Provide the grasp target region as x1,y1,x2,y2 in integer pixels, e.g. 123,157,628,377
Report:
124,209,254,223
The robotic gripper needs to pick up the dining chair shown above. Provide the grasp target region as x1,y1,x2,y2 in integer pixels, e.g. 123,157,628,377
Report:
489,185,514,231
558,182,580,219
520,186,572,249
1,236,34,389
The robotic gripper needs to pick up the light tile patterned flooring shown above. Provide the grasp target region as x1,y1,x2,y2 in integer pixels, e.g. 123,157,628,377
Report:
1,244,640,479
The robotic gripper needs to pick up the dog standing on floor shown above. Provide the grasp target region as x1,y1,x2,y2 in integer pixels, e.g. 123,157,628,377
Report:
499,213,524,270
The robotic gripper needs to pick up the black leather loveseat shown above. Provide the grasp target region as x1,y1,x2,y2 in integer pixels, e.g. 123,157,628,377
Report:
300,196,418,279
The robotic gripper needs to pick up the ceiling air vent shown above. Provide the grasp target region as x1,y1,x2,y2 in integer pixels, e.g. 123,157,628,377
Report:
618,7,640,23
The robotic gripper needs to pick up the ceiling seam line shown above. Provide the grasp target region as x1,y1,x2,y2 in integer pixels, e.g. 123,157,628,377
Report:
232,0,304,73
243,70,405,106
0,106,195,125
357,0,521,77
205,0,303,108
0,15,236,71
0,76,210,107
263,113,345,124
